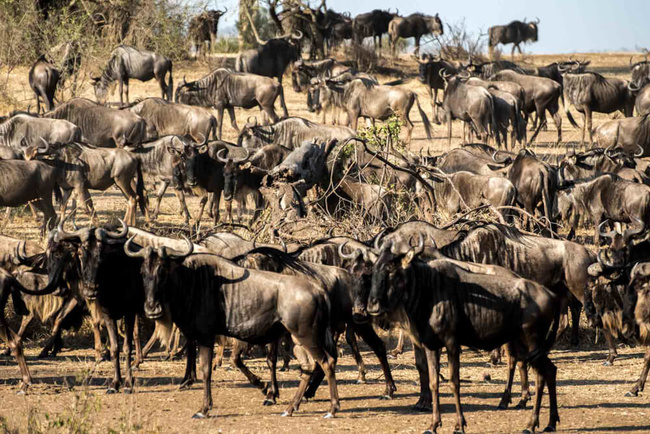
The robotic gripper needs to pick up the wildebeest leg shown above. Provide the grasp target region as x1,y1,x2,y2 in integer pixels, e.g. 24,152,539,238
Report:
132,315,143,368
104,316,122,393
413,344,432,411
345,326,367,384
0,317,31,394
88,301,107,361
528,106,546,144
448,119,453,147
193,343,214,418
124,78,130,105
180,340,197,390
75,186,98,226
585,108,593,146
355,322,396,399
404,112,414,144
31,198,57,233
390,328,406,357
516,358,531,409
151,181,168,220
174,189,191,224
116,178,140,226
532,354,558,433
262,341,280,405
231,339,264,389
511,44,517,60
213,335,226,368
626,347,650,396
498,344,516,409
212,190,222,224
603,329,618,366
118,78,124,106
549,104,562,144
424,347,442,433
569,298,581,347
227,107,240,132
39,297,79,358
278,78,289,118
215,108,224,140
414,36,421,57
123,314,135,393
447,344,467,432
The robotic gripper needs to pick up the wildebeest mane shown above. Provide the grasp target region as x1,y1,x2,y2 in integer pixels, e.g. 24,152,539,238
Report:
633,113,650,147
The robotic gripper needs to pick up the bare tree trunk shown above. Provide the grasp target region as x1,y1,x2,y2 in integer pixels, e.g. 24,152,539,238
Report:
238,0,259,50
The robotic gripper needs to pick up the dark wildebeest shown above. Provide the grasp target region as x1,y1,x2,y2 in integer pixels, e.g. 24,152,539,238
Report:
557,146,647,186
0,114,80,159
465,60,527,79
175,69,281,140
291,58,349,93
128,98,217,143
437,72,496,146
44,98,146,148
90,46,173,105
236,31,303,118
189,9,227,57
561,63,637,145
361,239,560,434
124,239,341,419
352,9,397,52
308,78,432,143
594,113,650,156
237,117,356,149
327,12,353,50
630,56,650,88
415,54,461,119
0,263,63,394
388,13,444,57
0,160,61,231
533,60,585,85
557,174,650,245
490,69,563,144
29,55,60,114
633,83,650,115
488,18,539,59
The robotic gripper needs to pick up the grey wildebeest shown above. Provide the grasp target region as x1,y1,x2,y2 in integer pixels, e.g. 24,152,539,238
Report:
557,174,650,245
235,30,303,118
44,98,146,148
124,239,341,419
0,114,80,159
352,9,397,52
465,60,527,79
361,239,560,434
488,18,539,59
0,263,63,394
415,54,461,119
630,56,650,88
633,84,650,115
128,98,217,143
29,55,60,114
437,72,496,146
308,78,432,143
305,73,378,125
175,69,281,140
593,113,650,156
561,64,636,145
388,13,444,57
490,69,563,143
90,46,173,105
189,9,227,57
291,58,349,93
237,117,356,149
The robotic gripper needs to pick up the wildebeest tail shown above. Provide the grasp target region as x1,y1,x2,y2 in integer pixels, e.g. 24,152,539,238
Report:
167,63,173,101
543,293,563,354
562,90,580,129
382,78,405,86
53,184,63,207
135,160,148,215
415,95,433,139
541,170,554,236
209,115,218,141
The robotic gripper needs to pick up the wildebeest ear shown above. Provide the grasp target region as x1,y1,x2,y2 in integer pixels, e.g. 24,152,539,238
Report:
401,250,416,268
198,144,209,154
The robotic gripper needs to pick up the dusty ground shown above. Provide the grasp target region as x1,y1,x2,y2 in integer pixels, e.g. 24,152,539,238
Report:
1,52,649,432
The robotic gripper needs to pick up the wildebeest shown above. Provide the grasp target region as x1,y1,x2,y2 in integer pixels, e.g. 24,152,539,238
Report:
634,84,650,115
90,46,173,105
352,9,397,51
236,31,303,118
29,55,60,114
437,72,495,146
534,60,586,85
237,117,356,149
189,9,227,57
388,13,443,57
435,147,509,176
630,57,650,88
415,54,461,119
561,64,636,145
44,98,146,148
557,146,646,186
175,69,281,140
488,18,540,59
0,114,80,158
490,70,563,143
593,113,650,156
128,98,217,143
291,58,349,93
308,78,432,143
305,73,378,124
557,174,650,245
361,239,560,434
466,60,527,79
124,239,341,419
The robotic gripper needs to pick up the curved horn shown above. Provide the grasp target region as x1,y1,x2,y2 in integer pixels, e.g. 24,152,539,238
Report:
534,17,540,24
598,220,617,241
55,219,87,241
635,144,644,157
628,81,641,93
338,242,359,260
89,71,100,81
13,242,30,266
292,30,304,40
38,138,50,154
234,148,250,164
624,217,646,241
165,236,194,259
216,148,229,163
124,235,147,258
597,249,615,269
105,218,128,239
373,228,388,251
410,234,425,255
492,150,510,164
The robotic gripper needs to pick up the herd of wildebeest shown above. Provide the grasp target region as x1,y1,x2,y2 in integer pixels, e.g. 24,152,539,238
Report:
2,5,650,434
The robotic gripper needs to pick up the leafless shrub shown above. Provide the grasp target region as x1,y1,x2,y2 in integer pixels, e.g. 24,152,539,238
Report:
345,42,378,73
432,19,487,62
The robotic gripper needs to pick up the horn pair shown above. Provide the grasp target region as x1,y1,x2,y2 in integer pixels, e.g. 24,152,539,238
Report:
124,235,193,259
216,148,250,164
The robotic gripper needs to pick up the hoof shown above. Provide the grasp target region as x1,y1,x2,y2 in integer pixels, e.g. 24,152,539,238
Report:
387,354,397,360
602,361,613,367
37,352,49,359
413,404,432,413
497,402,509,410
482,373,492,382
356,379,367,385
380,394,393,400
453,430,464,434
123,388,133,395
16,389,26,396
281,411,290,417
423,431,434,434
192,412,206,419
323,412,334,419
106,387,117,394
515,400,527,409
263,399,275,406
625,391,638,397
522,430,533,434
543,426,556,433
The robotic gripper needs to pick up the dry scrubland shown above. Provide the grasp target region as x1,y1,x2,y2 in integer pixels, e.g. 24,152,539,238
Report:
0,52,649,433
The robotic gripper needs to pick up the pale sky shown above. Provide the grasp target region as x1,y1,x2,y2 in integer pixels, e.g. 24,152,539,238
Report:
198,0,650,54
